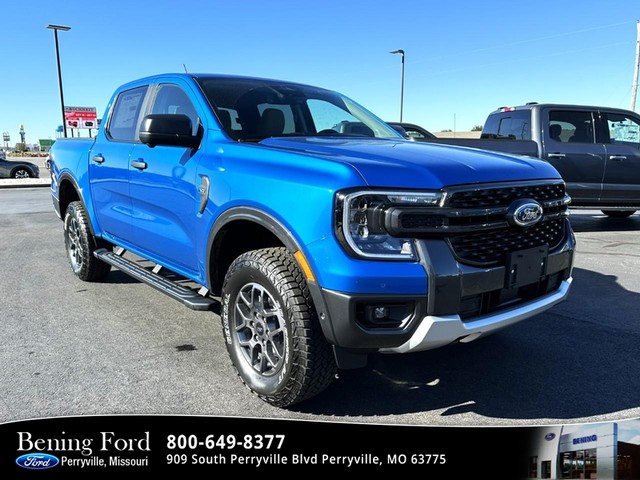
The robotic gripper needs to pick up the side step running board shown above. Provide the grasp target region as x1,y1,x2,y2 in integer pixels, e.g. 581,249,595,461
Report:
94,248,216,311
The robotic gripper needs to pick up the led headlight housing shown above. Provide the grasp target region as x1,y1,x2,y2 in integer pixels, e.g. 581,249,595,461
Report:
335,189,444,261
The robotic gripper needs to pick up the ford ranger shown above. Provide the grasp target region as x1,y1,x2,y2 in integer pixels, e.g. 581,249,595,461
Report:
49,74,575,407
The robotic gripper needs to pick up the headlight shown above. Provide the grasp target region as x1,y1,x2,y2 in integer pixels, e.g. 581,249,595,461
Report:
335,189,443,261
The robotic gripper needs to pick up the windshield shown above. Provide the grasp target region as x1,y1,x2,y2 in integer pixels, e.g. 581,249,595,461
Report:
195,76,402,142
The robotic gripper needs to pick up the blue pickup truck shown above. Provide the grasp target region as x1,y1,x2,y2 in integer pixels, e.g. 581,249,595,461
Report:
50,73,575,407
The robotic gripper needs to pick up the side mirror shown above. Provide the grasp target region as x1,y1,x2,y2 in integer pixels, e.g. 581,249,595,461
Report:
139,114,201,148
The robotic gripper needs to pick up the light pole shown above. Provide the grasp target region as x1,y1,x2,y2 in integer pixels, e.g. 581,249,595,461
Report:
46,24,71,138
390,49,405,122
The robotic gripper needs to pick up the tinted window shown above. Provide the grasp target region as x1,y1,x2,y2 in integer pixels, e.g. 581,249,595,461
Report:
107,86,148,142
195,77,400,141
548,110,594,144
151,84,200,135
482,111,531,140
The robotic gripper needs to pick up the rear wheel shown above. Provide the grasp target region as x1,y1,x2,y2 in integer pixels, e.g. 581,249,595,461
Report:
221,247,336,407
64,201,111,281
601,210,636,218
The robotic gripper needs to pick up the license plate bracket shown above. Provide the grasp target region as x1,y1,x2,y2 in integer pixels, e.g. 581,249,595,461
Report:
505,245,548,289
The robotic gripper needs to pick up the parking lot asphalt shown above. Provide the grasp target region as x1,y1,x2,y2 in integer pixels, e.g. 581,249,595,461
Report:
1,188,639,427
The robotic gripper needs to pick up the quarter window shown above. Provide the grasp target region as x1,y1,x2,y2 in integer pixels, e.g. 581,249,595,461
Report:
107,86,148,142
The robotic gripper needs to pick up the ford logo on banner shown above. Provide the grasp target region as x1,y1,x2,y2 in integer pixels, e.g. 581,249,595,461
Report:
544,433,556,441
16,453,60,470
507,199,543,227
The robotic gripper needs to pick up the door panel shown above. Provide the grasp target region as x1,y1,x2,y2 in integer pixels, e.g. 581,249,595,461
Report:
128,144,200,272
89,86,148,242
601,112,640,205
544,109,605,203
127,83,202,274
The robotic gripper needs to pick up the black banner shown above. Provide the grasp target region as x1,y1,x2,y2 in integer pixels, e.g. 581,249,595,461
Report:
0,415,536,477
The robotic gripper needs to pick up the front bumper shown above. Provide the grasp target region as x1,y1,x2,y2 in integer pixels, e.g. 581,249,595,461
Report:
380,278,571,353
315,221,575,353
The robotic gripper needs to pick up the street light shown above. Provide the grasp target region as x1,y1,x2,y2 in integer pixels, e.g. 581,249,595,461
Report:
46,24,71,138
390,49,405,122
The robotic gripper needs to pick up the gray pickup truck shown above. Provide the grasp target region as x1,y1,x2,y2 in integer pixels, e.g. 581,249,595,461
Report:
429,103,640,217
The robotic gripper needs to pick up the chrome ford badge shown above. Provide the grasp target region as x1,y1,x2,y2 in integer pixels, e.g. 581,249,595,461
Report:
507,199,543,227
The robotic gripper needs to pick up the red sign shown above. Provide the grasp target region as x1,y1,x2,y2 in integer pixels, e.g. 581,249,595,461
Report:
65,106,98,129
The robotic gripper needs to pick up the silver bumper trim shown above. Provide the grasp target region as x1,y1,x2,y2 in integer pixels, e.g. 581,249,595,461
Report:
380,278,572,354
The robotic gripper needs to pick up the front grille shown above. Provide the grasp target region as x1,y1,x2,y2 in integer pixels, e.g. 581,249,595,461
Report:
448,183,565,208
449,218,565,265
442,182,568,266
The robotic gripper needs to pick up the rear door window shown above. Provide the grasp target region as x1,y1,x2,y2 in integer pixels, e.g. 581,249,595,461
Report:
603,113,640,148
107,86,148,142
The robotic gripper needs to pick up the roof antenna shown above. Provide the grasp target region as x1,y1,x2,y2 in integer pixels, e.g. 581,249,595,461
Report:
183,64,189,73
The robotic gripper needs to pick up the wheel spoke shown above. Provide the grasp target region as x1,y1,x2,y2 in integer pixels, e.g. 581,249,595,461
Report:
263,340,282,369
234,304,252,327
238,289,252,308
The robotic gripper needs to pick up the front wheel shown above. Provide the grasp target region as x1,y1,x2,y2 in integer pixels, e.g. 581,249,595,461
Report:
63,201,111,282
221,247,336,407
601,210,636,218
12,168,31,179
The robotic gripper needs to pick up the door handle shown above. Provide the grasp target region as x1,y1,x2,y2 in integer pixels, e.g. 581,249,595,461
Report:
130,160,147,170
92,154,105,164
547,153,566,159
609,155,627,161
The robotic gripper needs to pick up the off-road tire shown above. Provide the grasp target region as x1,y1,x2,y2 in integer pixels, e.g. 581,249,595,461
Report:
63,201,111,282
221,247,336,407
601,210,636,218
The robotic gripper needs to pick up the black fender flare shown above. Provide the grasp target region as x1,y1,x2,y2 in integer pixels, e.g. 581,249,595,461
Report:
55,173,98,236
206,207,302,287
206,206,339,345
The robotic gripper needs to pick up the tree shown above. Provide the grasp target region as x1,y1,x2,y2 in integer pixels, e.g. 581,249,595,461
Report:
471,125,483,131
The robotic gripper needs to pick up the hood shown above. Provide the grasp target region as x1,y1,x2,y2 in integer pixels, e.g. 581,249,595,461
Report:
259,137,559,189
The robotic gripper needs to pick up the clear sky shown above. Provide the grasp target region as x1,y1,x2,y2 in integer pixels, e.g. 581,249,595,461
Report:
1,0,639,145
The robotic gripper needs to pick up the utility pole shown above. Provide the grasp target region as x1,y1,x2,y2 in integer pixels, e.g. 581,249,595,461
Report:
631,20,640,111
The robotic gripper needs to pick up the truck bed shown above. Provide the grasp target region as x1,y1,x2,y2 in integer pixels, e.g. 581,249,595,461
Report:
424,138,539,157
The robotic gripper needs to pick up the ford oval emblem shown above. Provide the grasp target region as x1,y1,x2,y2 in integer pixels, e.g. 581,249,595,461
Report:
507,198,543,227
16,453,60,470
544,433,556,441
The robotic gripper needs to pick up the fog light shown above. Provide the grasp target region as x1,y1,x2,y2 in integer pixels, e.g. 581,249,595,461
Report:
357,303,414,329
373,306,388,319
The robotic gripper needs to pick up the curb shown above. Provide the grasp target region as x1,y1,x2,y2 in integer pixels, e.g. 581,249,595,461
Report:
0,179,51,189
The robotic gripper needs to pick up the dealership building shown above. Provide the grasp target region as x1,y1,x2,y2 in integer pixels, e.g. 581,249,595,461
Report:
528,423,640,479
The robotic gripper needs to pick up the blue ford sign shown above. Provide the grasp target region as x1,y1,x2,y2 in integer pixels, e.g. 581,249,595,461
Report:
544,433,556,441
15,453,60,470
507,199,543,227
573,434,598,445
